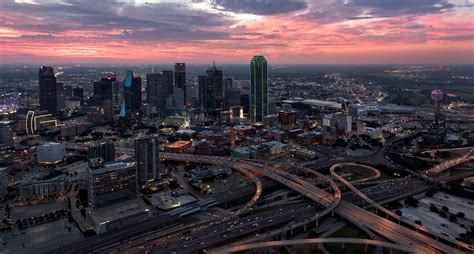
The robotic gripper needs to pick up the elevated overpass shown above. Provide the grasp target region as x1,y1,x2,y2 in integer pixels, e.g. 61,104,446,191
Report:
424,149,474,176
162,153,473,253
211,238,416,254
330,163,473,252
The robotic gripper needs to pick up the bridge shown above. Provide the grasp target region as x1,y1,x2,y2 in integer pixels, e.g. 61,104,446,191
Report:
329,163,473,252
63,143,474,253
424,149,474,176
162,153,473,254
210,238,416,254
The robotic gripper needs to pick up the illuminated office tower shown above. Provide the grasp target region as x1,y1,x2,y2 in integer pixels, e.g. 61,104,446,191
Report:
250,56,268,123
135,135,158,186
87,158,137,209
39,66,64,114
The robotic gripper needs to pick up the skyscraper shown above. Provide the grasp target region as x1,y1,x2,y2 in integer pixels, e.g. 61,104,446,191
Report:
39,66,64,114
172,87,185,110
240,94,250,114
198,75,207,110
121,70,142,119
88,139,115,163
224,77,233,90
162,70,174,95
73,87,84,105
135,135,158,186
205,62,223,111
250,56,268,123
224,88,241,111
147,72,175,110
174,63,186,105
146,73,160,108
93,79,113,100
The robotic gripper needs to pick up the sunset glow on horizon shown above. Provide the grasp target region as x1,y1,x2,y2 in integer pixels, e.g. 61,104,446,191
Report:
0,0,473,64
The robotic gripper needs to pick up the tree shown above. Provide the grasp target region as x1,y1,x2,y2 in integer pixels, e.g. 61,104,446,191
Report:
449,214,457,222
415,220,422,225
442,206,449,213
395,210,403,216
404,197,419,207
456,212,465,219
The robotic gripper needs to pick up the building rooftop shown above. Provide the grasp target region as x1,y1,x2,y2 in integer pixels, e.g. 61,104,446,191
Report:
166,140,192,149
21,175,66,186
150,191,197,210
89,199,150,225
89,160,135,175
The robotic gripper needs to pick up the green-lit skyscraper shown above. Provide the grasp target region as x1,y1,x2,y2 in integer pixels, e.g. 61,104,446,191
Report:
250,56,268,123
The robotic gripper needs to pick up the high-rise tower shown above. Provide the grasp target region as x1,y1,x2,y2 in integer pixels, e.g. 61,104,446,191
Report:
121,70,142,119
205,62,223,111
39,66,64,114
135,135,158,186
250,56,268,123
174,63,186,106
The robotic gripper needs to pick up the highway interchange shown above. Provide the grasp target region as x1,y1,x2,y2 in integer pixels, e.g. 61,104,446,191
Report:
58,139,474,254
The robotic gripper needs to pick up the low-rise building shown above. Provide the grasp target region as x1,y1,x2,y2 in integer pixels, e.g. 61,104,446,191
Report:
37,142,66,164
292,148,317,160
190,167,231,181
166,140,192,153
264,141,288,156
233,147,251,159
88,199,151,234
19,175,68,198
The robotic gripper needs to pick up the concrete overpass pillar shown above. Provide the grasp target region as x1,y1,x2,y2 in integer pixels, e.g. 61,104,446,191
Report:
365,244,368,253
316,218,319,227
304,224,307,232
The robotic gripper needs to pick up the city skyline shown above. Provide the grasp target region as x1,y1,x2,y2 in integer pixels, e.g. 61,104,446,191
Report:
0,0,473,65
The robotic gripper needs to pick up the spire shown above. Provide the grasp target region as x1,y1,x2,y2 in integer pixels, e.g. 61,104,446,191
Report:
213,60,215,67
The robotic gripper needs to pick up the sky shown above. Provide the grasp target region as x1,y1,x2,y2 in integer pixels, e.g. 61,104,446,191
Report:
0,0,473,64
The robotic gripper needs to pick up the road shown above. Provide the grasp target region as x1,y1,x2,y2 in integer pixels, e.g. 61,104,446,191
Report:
161,153,472,253
132,203,319,254
212,238,416,254
62,143,473,253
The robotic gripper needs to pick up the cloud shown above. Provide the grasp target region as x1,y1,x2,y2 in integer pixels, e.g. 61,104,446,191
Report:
436,34,474,41
0,0,472,64
348,0,454,17
0,0,233,41
301,0,454,23
210,0,308,15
